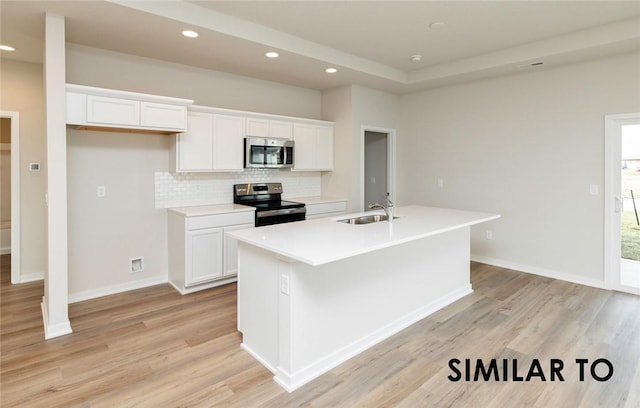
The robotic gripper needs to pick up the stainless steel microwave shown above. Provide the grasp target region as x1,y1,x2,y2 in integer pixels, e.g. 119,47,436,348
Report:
244,137,294,169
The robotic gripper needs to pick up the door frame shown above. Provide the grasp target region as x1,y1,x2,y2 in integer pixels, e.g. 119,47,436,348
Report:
360,126,396,211
1,111,21,284
604,112,640,294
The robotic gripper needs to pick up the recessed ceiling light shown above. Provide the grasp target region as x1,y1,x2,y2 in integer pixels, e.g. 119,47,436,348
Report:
325,68,338,74
265,51,279,58
181,30,199,38
410,54,423,62
429,21,446,29
0,45,16,51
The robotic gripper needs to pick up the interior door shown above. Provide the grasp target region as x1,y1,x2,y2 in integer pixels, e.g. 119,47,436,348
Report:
363,128,396,212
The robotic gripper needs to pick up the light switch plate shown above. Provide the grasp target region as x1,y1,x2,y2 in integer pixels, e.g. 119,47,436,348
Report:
280,274,290,295
589,184,599,196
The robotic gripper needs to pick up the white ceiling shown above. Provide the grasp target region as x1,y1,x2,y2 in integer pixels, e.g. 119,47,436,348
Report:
1,1,639,94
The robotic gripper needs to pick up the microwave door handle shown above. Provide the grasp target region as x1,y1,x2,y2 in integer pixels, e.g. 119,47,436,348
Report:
260,146,267,165
282,146,287,165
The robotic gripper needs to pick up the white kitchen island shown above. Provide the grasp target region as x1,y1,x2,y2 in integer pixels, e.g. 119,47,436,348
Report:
226,205,500,392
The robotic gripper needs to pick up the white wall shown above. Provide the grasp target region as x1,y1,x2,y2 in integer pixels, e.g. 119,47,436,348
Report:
66,44,322,118
65,45,324,300
0,59,47,280
398,52,640,284
321,86,355,209
321,85,398,211
67,130,169,301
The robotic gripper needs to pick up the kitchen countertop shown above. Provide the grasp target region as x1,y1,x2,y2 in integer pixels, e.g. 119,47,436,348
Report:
168,203,255,217
227,205,500,266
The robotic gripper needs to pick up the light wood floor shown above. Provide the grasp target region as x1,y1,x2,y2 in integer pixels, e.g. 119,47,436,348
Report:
1,254,639,407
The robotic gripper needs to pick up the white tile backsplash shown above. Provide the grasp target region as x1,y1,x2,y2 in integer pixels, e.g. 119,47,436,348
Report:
155,169,321,208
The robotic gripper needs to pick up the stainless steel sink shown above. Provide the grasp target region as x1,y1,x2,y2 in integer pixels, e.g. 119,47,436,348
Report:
337,214,397,224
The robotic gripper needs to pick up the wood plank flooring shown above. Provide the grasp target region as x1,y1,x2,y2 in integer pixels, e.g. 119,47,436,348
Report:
1,253,639,407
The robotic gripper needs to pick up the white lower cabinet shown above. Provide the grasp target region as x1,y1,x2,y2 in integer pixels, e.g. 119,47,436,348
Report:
305,200,347,220
186,227,223,285
169,210,254,294
223,223,254,275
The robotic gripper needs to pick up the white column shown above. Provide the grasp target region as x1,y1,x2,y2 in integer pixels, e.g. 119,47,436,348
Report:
42,13,72,339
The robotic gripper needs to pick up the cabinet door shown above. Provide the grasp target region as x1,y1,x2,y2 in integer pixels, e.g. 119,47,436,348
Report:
223,223,254,276
292,123,316,170
270,120,293,140
86,95,139,126
140,102,187,130
186,227,223,286
293,124,334,171
315,126,334,170
177,112,214,171
213,114,245,171
245,118,269,137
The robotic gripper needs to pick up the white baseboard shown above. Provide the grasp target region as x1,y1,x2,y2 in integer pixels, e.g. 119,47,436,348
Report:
68,276,168,303
169,276,237,295
273,285,473,392
241,343,277,374
471,255,605,289
41,296,72,340
20,272,44,283
0,247,10,255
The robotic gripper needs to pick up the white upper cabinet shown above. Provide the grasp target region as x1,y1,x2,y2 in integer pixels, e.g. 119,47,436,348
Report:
245,118,270,137
66,84,193,133
293,123,334,171
245,117,293,140
86,95,140,126
140,101,189,130
176,111,214,171
212,114,245,171
172,110,245,172
269,120,293,140
171,105,334,173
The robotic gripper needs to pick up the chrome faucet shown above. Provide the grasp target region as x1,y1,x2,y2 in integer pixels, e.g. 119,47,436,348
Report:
369,194,394,222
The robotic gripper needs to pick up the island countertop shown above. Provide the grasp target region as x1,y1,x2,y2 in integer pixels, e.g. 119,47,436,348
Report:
227,205,500,266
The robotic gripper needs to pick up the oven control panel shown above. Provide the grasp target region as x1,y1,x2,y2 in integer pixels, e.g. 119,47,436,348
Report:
235,183,283,196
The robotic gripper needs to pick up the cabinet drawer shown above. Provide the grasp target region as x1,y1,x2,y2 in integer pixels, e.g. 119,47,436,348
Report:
306,201,347,216
187,211,255,230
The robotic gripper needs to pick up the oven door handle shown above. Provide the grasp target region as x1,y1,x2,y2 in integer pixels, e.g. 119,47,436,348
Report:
256,207,306,218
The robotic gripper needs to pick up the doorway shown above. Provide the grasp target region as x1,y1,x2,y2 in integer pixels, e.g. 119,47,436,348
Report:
0,112,20,284
361,127,395,211
604,113,640,295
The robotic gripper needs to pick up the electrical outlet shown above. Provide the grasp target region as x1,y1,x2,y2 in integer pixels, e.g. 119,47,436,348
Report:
485,230,493,240
437,179,444,188
130,257,144,273
97,186,106,197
